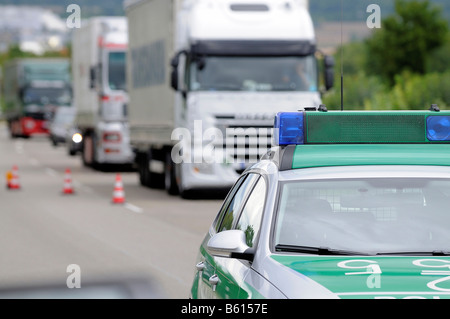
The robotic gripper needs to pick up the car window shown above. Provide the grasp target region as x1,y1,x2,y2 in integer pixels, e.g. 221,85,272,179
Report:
235,177,266,247
212,175,246,231
216,174,259,233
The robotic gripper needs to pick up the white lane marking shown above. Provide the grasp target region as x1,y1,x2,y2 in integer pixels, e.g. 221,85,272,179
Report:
124,203,143,214
30,158,40,167
45,167,58,177
14,141,24,154
45,167,142,213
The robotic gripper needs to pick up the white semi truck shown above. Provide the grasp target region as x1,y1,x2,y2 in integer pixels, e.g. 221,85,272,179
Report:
125,0,334,197
72,16,134,168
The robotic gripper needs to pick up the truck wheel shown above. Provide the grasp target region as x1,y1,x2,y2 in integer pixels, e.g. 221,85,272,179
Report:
138,153,150,186
82,134,93,167
174,163,195,199
164,151,179,195
68,147,77,156
139,150,164,189
9,120,19,139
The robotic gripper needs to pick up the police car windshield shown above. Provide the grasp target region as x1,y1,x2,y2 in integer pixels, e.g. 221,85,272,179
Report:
274,178,450,256
189,56,318,92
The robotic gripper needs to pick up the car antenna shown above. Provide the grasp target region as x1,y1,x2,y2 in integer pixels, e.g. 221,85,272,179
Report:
340,0,344,111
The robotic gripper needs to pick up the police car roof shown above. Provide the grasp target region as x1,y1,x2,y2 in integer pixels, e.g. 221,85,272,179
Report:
276,165,450,182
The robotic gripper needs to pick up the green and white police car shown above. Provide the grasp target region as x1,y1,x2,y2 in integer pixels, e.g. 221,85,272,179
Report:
190,108,450,299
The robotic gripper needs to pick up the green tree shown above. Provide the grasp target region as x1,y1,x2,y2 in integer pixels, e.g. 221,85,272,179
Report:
365,0,448,85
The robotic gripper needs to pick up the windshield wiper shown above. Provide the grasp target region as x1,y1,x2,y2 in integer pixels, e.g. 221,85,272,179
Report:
275,244,368,256
376,251,450,256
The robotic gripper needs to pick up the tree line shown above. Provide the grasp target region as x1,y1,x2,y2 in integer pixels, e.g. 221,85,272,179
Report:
323,0,450,111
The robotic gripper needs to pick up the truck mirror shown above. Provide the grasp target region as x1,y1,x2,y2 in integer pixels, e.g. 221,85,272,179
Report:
324,55,335,91
170,55,179,68
170,50,188,91
89,66,96,89
18,87,24,100
170,67,178,91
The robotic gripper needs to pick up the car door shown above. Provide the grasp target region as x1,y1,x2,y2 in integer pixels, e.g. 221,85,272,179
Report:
216,176,267,299
193,173,259,298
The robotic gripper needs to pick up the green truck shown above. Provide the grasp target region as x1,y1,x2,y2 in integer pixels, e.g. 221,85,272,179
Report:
3,58,72,138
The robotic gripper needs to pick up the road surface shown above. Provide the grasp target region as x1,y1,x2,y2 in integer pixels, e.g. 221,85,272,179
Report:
0,122,223,298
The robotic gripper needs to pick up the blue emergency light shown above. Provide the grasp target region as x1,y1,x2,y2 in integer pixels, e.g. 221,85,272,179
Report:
427,116,450,141
273,112,304,146
273,111,450,146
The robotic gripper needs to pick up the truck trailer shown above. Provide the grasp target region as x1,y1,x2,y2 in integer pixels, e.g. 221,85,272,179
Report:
125,0,334,197
71,16,134,168
3,58,72,138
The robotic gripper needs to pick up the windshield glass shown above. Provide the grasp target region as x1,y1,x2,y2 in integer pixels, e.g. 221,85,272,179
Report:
53,109,75,124
23,87,72,105
108,52,126,91
189,56,318,92
274,178,450,255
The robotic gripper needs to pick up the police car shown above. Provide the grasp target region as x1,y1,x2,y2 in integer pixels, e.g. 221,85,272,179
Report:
190,108,450,299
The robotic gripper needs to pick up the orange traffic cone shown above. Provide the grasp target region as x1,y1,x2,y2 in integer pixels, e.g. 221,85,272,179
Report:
6,170,13,189
62,168,74,194
112,173,125,204
8,165,21,190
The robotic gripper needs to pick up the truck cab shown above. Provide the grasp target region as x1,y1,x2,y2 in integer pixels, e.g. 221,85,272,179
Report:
4,59,72,138
169,0,334,194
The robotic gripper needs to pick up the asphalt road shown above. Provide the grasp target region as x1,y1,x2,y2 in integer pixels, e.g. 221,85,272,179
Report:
0,122,223,298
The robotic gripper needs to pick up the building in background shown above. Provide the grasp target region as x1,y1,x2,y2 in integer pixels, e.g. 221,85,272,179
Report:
0,5,69,54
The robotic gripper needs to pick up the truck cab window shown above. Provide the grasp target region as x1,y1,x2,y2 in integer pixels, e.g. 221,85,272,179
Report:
23,87,72,105
189,56,318,92
108,52,126,91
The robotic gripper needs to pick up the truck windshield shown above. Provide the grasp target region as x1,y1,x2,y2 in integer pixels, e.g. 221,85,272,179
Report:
274,178,450,256
108,52,126,91
189,56,318,92
23,87,72,105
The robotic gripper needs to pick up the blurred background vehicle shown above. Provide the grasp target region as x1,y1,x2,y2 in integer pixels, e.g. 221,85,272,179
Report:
3,58,72,138
49,106,76,147
72,16,134,169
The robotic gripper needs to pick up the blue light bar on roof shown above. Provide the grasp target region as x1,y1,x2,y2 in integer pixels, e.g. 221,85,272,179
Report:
427,116,450,141
273,112,304,146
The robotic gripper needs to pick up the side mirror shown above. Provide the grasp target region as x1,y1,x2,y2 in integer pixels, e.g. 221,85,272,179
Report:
89,66,96,89
18,86,25,100
170,50,188,91
207,230,254,262
324,55,335,91
170,68,178,91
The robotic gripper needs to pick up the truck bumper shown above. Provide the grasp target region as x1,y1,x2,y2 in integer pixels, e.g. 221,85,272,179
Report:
21,117,50,136
96,145,135,164
178,161,242,191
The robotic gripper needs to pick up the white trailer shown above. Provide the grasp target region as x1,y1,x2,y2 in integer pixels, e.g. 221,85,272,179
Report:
72,16,134,168
125,0,333,197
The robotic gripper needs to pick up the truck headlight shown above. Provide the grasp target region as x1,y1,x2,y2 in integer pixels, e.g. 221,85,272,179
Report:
72,133,83,144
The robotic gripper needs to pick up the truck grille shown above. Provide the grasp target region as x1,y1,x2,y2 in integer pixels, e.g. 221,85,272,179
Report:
214,115,274,171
